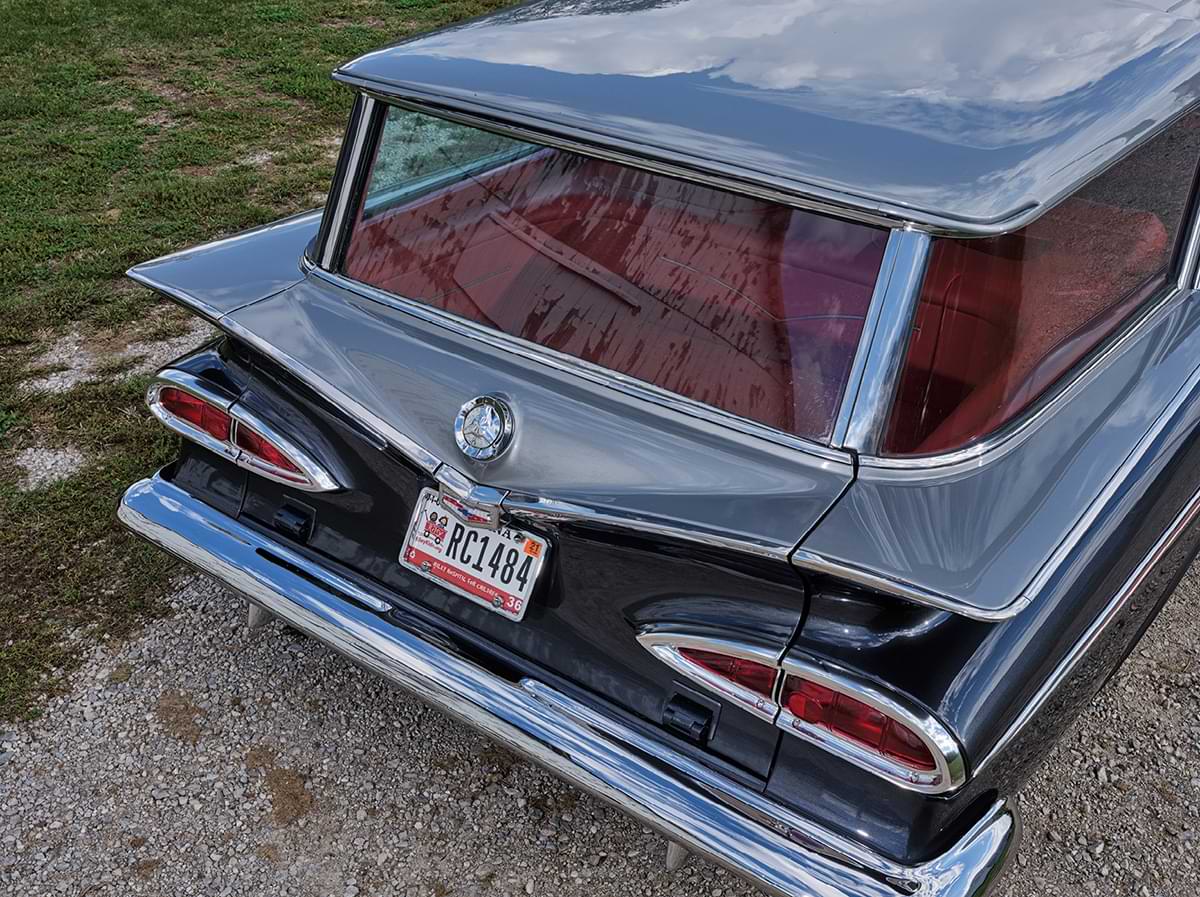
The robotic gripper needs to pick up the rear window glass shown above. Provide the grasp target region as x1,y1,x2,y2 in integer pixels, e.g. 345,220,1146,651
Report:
343,106,889,443
885,112,1200,455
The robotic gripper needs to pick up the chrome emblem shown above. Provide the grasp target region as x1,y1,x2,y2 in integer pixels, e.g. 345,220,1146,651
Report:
454,395,514,461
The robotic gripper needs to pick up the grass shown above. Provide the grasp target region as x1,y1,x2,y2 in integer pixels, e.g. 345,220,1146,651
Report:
0,0,514,720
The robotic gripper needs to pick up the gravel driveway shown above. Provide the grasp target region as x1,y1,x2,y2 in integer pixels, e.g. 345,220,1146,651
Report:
1,565,1196,897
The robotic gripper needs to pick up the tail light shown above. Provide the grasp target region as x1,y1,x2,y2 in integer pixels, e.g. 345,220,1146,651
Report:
637,632,780,721
638,628,964,793
148,370,339,493
776,659,964,793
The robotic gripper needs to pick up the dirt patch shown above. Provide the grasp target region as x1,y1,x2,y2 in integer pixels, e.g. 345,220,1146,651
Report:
255,843,282,865
245,745,315,825
13,445,86,491
133,858,162,879
107,662,133,684
155,690,204,744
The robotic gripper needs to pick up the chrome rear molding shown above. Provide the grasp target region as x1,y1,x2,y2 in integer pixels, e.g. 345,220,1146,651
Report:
119,473,1020,897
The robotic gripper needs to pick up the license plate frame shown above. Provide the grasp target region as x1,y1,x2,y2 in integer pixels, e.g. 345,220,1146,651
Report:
399,488,548,622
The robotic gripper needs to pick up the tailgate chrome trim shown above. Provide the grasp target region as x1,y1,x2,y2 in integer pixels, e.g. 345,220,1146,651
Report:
119,473,1019,897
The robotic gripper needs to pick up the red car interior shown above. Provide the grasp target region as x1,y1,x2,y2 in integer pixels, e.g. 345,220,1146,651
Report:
344,149,889,442
885,200,1171,455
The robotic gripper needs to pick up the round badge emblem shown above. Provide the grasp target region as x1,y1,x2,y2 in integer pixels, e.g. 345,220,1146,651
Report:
454,395,514,461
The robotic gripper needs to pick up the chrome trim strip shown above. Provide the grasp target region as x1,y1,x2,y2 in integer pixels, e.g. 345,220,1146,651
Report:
858,179,1200,473
146,371,240,462
975,478,1200,775
635,628,782,722
229,404,341,493
119,473,1019,897
777,655,967,795
838,230,932,454
310,268,854,466
830,231,904,447
501,491,793,561
320,95,375,270
789,548,1032,622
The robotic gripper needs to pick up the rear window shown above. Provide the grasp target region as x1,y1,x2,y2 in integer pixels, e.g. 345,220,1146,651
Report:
885,112,1200,456
343,106,889,443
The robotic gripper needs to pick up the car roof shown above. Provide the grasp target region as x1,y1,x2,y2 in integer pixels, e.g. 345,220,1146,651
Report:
334,0,1200,235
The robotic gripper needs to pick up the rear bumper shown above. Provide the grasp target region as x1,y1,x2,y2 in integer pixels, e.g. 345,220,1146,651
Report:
118,473,1019,897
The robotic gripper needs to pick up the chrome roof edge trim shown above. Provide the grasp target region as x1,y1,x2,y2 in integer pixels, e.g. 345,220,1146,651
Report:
836,230,932,454
320,95,375,270
858,176,1200,475
120,471,1021,896
789,548,1031,622
339,85,913,232
778,654,968,795
635,627,783,723
310,266,854,466
975,477,1200,775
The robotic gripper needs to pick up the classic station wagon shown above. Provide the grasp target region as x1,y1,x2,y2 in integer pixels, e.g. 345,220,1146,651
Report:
118,1,1200,894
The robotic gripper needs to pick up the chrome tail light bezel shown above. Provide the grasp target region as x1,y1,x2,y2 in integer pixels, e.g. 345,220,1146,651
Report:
777,655,966,795
637,627,966,794
636,629,782,722
147,369,340,493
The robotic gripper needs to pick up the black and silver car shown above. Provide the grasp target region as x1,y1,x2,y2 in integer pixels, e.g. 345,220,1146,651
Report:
117,2,1200,894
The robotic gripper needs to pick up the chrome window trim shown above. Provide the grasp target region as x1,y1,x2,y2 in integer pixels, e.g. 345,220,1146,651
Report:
975,475,1200,774
853,156,1200,473
833,229,931,453
789,548,1031,622
635,628,783,722
320,95,375,270
778,654,967,795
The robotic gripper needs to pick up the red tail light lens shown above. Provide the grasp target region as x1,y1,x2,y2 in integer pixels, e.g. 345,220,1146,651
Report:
234,425,303,476
158,387,231,441
781,676,936,772
678,647,778,698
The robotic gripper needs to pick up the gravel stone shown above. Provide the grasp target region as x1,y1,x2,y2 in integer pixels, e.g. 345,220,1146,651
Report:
13,446,86,491
0,561,1196,896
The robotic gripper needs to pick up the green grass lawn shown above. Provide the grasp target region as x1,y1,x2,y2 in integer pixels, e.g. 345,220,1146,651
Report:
0,0,513,720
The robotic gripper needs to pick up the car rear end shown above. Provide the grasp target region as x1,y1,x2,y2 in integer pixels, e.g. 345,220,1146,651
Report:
118,39,1200,896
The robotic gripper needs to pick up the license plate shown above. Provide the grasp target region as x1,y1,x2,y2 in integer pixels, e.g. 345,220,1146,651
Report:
399,488,548,621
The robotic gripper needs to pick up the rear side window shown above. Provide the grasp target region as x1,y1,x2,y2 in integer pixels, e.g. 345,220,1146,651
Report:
885,113,1200,456
343,106,889,443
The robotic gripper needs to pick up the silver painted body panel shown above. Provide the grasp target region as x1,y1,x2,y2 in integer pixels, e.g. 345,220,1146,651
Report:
222,276,854,557
335,0,1200,232
797,289,1200,615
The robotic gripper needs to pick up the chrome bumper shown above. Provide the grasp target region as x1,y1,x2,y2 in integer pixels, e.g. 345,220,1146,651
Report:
118,474,1019,897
